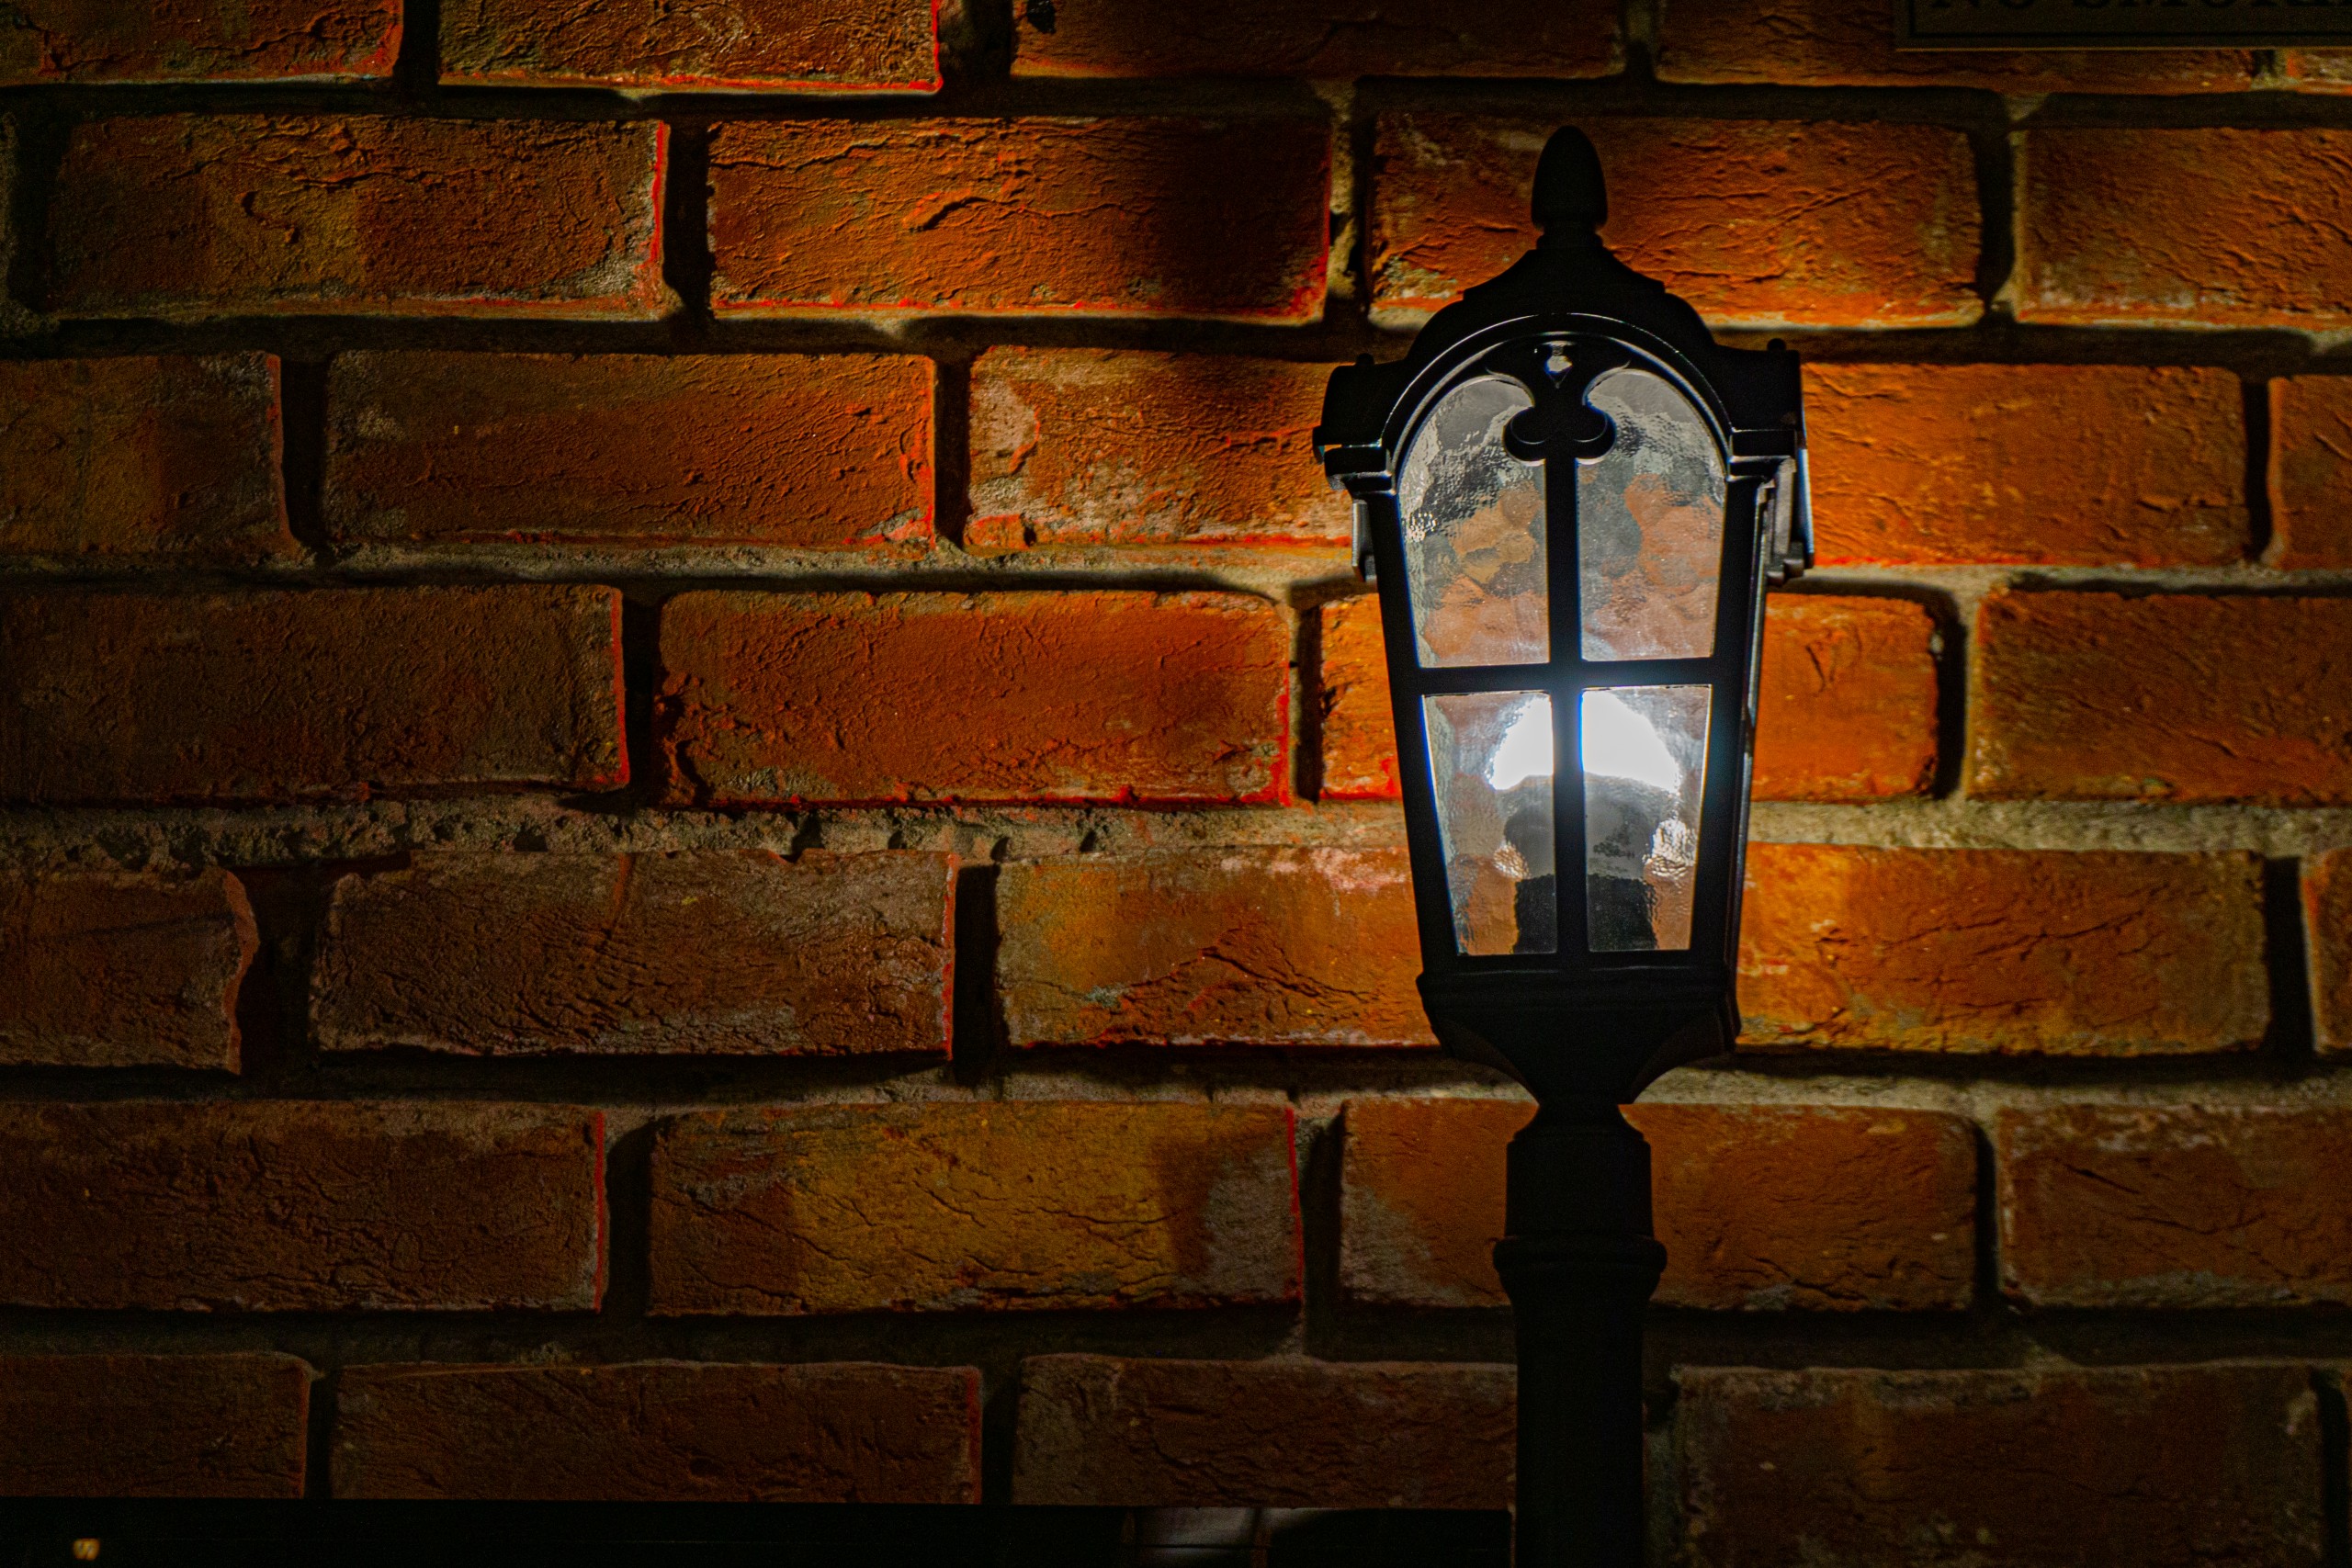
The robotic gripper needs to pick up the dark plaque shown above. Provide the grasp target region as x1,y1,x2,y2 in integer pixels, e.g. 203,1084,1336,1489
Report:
1897,0,2352,49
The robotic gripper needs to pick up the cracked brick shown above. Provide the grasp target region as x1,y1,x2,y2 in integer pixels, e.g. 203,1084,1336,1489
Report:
442,0,938,90
0,1354,311,1496
1009,0,1617,78
0,0,400,82
2307,852,2352,1056
2268,378,2352,570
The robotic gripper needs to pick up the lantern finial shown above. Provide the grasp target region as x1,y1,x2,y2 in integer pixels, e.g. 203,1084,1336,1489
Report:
1532,127,1607,239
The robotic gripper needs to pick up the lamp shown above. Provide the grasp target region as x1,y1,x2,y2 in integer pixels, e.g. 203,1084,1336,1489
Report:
1315,126,1810,1567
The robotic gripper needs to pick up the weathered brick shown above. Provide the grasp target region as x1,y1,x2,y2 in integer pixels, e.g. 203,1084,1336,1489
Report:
709,118,1329,321
2308,852,2352,1056
1,355,294,558
0,1354,311,1497
1739,844,2267,1055
1806,364,2246,567
1372,116,1979,328
1012,1356,1510,1507
649,1101,1299,1314
0,0,400,82
995,850,1432,1049
1657,0,2251,91
657,591,1286,806
334,1362,978,1502
0,1101,604,1311
313,852,952,1058
1010,0,1615,78
326,352,933,549
1340,1100,1975,1311
2268,378,2352,570
2017,130,2352,329
1999,1106,2352,1308
51,117,668,320
2285,51,2352,91
967,349,1348,549
0,586,624,805
0,866,255,1070
442,0,937,90
1970,592,2352,804
1676,1365,2323,1568
1316,595,1936,806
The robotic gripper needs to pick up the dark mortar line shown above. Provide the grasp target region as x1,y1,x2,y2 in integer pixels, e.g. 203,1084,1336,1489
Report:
2322,1369,2351,1568
2265,853,2322,1066
2247,373,2279,565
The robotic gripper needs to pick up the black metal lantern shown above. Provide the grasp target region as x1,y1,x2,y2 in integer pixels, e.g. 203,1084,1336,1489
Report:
1315,128,1810,1568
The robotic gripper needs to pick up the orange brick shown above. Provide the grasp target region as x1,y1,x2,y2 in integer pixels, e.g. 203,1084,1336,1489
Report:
442,0,938,90
709,118,1329,321
649,1101,1301,1314
1806,364,2246,567
1012,1356,1511,1508
2307,852,2352,1056
0,355,294,558
0,1354,311,1497
967,349,1348,548
657,591,1287,806
1657,0,2250,91
1,867,255,1070
2268,378,2352,570
1010,0,1616,78
1676,1365,2323,1568
334,1362,979,1502
994,850,1433,1049
2017,129,2352,329
51,117,668,320
0,1101,605,1311
0,0,399,81
1339,1099,1975,1311
2285,51,2352,91
1999,1106,2352,1308
312,852,953,1058
1371,115,1979,328
0,587,625,805
1738,844,2268,1055
1970,592,2352,804
326,353,933,549
1316,595,1398,801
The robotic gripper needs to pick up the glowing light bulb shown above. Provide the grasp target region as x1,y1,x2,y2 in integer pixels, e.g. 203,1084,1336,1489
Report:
1581,691,1682,795
1486,696,1555,791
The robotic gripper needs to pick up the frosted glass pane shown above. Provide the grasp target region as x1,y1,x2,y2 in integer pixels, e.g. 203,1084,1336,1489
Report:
1425,690,1557,956
1578,368,1725,661
1397,375,1548,668
1584,685,1711,953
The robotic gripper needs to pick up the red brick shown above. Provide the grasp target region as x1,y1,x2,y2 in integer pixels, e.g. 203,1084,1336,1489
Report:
2285,51,2352,91
0,586,623,805
2308,852,2352,1056
657,590,1286,806
0,1354,311,1497
1372,116,1979,328
2268,378,2352,570
709,118,1329,321
967,349,1348,549
51,117,668,320
1676,1365,2323,1568
0,1100,604,1311
1998,1106,2352,1309
1970,592,2352,804
1340,1099,1975,1312
1740,844,2267,1055
649,1101,1300,1314
0,0,399,82
1,355,294,558
1806,364,2246,568
1012,1355,1510,1507
313,852,952,1058
442,0,937,90
2017,130,2352,329
995,850,1432,1049
326,352,933,549
0,866,255,1070
1010,0,1615,78
1316,594,1936,806
1657,0,2250,91
333,1362,978,1502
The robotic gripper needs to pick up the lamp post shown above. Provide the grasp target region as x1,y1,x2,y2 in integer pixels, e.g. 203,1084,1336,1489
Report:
1315,127,1810,1568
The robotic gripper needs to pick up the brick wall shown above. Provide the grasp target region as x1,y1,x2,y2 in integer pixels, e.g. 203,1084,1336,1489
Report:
3,0,2350,1556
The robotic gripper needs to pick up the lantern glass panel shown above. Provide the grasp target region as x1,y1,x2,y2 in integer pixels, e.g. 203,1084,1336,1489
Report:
1424,689,1558,956
1583,684,1711,953
1398,375,1549,669
1577,367,1725,661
